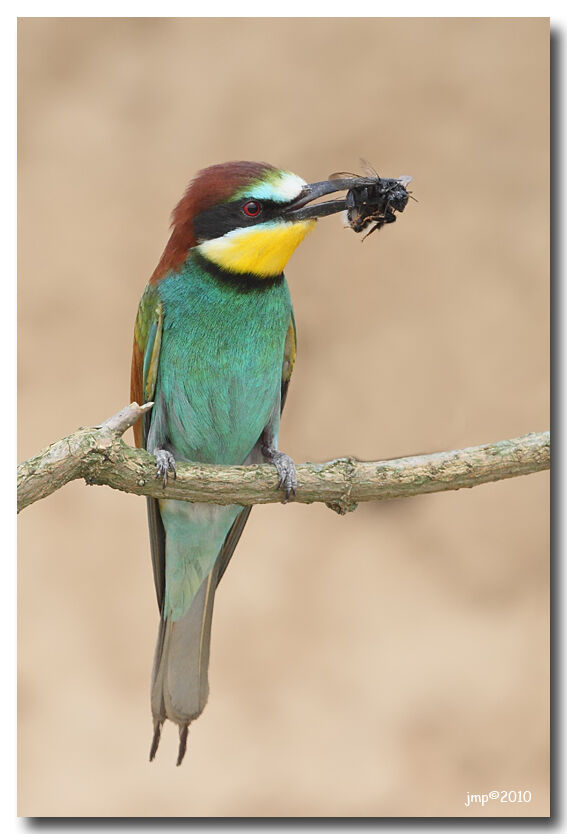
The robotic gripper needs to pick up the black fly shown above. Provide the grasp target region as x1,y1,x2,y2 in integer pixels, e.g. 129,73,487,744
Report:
329,160,413,240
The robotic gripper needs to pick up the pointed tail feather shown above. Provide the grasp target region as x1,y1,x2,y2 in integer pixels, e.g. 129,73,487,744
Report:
149,720,162,762
177,724,189,766
149,563,219,762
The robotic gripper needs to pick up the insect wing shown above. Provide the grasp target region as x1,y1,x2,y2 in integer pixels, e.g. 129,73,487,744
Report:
328,171,361,181
359,158,380,180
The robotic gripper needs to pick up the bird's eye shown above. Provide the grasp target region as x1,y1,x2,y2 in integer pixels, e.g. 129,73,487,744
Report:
242,200,262,217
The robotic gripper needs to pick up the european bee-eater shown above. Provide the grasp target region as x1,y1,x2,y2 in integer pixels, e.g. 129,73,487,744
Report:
131,161,378,765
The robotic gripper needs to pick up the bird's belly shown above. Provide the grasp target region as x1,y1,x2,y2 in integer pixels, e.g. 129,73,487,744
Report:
161,336,284,465
185,367,279,463
154,267,292,466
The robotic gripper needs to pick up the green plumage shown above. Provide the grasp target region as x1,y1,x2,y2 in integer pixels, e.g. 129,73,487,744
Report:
147,256,292,620
150,257,292,467
134,251,294,756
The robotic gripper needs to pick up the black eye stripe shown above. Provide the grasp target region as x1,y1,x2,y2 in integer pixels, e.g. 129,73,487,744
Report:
194,199,290,242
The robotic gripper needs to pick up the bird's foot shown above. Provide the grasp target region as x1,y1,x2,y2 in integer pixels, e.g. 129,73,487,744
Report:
261,445,297,502
154,449,177,488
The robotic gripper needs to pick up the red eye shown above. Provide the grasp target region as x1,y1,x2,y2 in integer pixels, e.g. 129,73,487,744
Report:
242,200,262,217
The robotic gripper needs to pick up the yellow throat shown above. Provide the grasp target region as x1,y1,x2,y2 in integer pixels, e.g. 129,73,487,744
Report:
197,219,317,277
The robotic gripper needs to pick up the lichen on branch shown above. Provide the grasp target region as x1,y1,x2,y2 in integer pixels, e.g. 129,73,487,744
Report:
17,402,550,514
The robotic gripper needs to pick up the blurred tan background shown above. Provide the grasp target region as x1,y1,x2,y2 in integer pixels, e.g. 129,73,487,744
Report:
18,18,549,817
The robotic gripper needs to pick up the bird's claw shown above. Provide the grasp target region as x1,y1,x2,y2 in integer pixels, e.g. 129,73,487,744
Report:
262,447,297,503
154,449,177,488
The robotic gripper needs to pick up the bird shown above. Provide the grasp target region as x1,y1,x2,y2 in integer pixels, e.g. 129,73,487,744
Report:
130,161,369,765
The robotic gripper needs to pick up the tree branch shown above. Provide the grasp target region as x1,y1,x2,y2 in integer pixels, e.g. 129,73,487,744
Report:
17,402,550,514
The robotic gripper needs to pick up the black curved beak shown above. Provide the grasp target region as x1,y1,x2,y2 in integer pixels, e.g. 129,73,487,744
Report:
284,177,378,221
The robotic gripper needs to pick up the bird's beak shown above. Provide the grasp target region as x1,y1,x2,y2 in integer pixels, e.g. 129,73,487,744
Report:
283,177,377,222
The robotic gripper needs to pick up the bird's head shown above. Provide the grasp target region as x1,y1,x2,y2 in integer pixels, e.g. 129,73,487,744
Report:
151,161,367,282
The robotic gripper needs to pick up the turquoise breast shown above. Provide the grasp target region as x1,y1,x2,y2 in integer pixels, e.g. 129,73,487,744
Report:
153,257,292,465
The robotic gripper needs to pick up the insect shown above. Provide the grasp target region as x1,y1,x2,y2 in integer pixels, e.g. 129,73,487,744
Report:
329,160,414,240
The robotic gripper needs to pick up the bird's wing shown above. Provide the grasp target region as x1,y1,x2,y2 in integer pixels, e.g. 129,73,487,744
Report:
215,310,297,586
131,285,166,610
131,284,164,447
281,309,297,411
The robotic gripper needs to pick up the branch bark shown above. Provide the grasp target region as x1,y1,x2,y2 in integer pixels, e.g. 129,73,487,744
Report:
17,402,550,514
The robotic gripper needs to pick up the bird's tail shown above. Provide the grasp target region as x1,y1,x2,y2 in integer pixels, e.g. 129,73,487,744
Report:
149,563,219,766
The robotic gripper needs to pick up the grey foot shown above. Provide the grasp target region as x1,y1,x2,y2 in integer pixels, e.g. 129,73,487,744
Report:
262,446,297,502
154,449,177,488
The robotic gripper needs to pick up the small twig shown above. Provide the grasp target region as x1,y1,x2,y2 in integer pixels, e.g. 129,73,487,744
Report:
17,403,550,514
17,402,153,512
